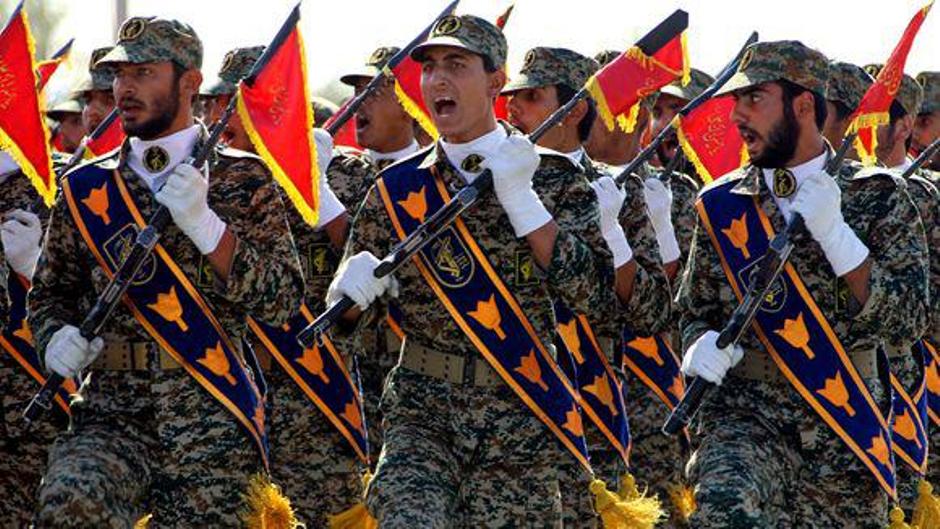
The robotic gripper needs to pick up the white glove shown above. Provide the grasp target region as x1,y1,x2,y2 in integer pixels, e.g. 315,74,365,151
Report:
44,325,104,378
589,177,634,268
314,128,334,178
643,178,681,264
155,163,227,254
484,135,552,237
326,251,398,311
790,171,869,277
681,330,744,385
2,209,42,279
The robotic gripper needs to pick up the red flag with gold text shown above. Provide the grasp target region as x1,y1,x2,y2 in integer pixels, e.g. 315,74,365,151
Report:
676,95,747,184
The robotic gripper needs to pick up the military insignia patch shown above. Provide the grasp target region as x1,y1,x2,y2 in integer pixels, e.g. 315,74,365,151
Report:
737,255,787,313
143,146,170,173
434,15,461,36
307,243,337,278
772,168,797,198
196,255,216,289
220,51,236,75
120,18,147,41
864,64,882,78
91,47,110,65
369,47,391,66
523,49,537,69
103,224,157,286
515,250,539,286
426,226,474,288
461,153,484,173
739,48,753,72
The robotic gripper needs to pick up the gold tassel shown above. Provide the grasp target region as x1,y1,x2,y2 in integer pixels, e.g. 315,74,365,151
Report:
912,480,940,529
240,474,301,529
327,472,378,529
591,478,663,529
887,506,912,529
133,514,152,528
665,483,697,522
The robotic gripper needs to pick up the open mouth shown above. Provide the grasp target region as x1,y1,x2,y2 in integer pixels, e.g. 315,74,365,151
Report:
433,96,457,117
355,112,371,132
118,100,143,119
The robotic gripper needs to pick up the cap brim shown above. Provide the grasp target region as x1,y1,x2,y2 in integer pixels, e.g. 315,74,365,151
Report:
714,72,760,97
659,85,695,101
201,79,237,96
96,44,158,66
339,66,381,86
501,74,547,95
410,37,476,62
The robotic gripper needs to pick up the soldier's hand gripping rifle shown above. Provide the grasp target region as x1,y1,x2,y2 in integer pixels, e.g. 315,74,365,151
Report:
296,12,737,348
23,5,303,423
661,134,858,435
907,137,940,177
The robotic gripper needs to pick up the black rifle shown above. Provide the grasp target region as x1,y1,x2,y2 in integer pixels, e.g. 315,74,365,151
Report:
906,137,940,177
662,133,860,435
23,4,302,423
295,11,713,348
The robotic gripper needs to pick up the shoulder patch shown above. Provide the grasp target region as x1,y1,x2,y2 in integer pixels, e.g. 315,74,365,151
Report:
63,148,120,180
845,165,903,186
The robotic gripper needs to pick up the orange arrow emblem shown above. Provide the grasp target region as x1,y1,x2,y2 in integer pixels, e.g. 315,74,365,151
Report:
147,286,189,332
817,371,856,417
627,335,664,366
341,400,365,435
296,345,330,384
563,404,584,437
468,294,506,340
197,341,237,385
397,186,428,222
82,182,112,225
721,213,750,259
774,312,814,359
893,408,922,447
557,319,584,364
515,349,549,391
866,434,890,466
583,374,618,416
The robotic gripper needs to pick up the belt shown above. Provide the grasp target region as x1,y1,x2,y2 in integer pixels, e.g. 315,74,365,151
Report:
733,347,878,384
399,339,502,387
91,341,181,371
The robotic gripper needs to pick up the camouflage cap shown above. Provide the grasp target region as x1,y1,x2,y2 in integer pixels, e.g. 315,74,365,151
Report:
312,96,339,127
660,68,714,101
824,62,873,111
895,74,924,116
97,17,202,70
47,98,82,119
340,46,401,86
863,63,884,78
502,47,598,94
411,14,507,70
917,71,940,113
73,47,116,95
715,40,829,97
204,46,264,96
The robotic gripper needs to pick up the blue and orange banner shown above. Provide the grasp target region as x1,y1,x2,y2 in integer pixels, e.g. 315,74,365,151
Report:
0,3,55,206
924,340,940,427
889,343,929,475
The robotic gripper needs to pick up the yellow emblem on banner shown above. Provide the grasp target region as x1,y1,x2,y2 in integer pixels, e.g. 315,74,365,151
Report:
557,319,583,364
584,374,618,416
147,286,188,332
722,213,750,259
774,312,815,359
817,371,856,417
82,182,112,225
468,294,506,340
516,349,549,391
198,341,237,385
398,186,428,222
563,404,584,437
628,335,664,366
296,345,330,384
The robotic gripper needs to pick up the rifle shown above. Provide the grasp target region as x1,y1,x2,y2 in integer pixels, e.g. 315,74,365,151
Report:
23,4,302,423
295,13,747,349
661,133,859,436
906,137,940,178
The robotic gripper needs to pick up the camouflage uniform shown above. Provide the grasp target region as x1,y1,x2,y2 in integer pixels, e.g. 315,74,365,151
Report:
31,18,304,528
825,62,873,115
678,41,929,528
504,46,672,526
340,15,619,527
0,168,65,527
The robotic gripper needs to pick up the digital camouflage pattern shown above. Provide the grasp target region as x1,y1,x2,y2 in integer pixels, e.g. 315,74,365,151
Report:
340,131,615,525
30,133,305,526
917,71,940,113
678,160,930,526
340,46,401,85
896,74,925,117
825,62,873,111
204,45,265,97
74,46,116,95
0,170,65,527
411,14,507,71
716,40,830,97
905,172,940,346
503,47,599,93
97,16,203,70
660,68,715,102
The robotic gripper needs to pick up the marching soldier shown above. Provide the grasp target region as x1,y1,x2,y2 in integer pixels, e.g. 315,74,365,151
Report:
329,14,616,526
47,98,85,153
75,47,118,134
312,96,338,128
338,45,421,457
822,62,873,155
678,40,929,527
203,45,367,527
503,45,671,525
31,17,304,526
914,71,939,171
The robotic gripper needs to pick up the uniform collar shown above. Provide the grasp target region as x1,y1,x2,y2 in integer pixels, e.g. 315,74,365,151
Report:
423,126,508,183
126,124,201,190
366,140,420,164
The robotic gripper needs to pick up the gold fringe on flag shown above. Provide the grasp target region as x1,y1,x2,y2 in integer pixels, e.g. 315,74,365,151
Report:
240,474,301,529
665,482,697,522
328,472,379,529
586,75,618,133
591,477,664,529
391,76,440,141
912,480,940,529
846,111,890,166
133,514,152,528
674,117,714,184
679,32,691,87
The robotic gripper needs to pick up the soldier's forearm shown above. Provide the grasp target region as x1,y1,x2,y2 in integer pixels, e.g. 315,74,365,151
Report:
205,228,237,283
324,212,350,251
842,258,872,308
664,260,679,282
614,259,637,305
525,221,559,270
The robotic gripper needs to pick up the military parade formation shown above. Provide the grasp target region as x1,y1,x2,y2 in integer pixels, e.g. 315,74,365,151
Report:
1,1,940,528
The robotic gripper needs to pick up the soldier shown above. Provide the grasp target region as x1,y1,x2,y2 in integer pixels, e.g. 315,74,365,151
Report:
0,153,59,526
312,96,338,128
678,40,929,527
822,62,873,154
47,98,85,153
328,14,616,526
913,71,939,171
875,74,939,511
204,45,366,527
75,47,118,134
31,17,304,527
503,45,671,526
338,45,421,458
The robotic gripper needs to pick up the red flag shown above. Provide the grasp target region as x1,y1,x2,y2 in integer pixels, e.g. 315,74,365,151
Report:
325,98,362,150
492,3,514,121
237,7,321,225
0,4,55,205
84,117,125,158
35,38,73,92
676,95,748,184
848,1,933,165
390,54,438,141
586,11,689,134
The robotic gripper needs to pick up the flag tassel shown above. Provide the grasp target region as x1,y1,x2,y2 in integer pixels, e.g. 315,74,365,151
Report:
912,479,940,529
591,476,664,529
240,474,301,529
328,472,379,529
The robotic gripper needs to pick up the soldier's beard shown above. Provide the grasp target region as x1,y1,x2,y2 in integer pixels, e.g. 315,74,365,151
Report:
749,104,800,169
124,81,182,140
